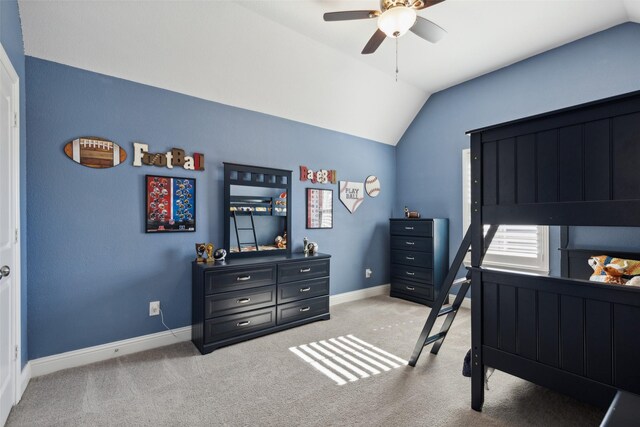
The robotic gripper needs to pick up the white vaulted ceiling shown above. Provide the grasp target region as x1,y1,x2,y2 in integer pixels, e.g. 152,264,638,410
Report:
18,0,640,145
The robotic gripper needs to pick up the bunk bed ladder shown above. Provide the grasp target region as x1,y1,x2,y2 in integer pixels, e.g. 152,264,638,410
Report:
408,225,498,367
232,211,259,252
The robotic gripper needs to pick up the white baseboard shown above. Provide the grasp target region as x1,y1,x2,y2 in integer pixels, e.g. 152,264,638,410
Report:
449,295,471,309
330,283,390,306
28,286,389,378
31,326,191,378
18,361,31,402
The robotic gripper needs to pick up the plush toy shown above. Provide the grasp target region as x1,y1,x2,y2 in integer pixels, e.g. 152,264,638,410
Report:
592,258,628,285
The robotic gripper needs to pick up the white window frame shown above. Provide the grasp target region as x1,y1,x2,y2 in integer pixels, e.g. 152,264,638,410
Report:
462,149,549,274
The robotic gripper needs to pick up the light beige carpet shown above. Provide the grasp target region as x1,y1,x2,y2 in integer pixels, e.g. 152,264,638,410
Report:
7,296,604,426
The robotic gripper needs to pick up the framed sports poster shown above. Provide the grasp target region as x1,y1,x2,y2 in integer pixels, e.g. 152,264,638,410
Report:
145,175,196,233
306,188,333,229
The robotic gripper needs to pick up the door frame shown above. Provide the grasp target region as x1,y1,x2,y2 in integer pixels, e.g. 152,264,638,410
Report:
0,41,22,405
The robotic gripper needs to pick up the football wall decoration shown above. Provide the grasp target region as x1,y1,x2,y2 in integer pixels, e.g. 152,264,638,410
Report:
339,181,364,213
133,142,205,171
145,175,196,233
63,137,127,168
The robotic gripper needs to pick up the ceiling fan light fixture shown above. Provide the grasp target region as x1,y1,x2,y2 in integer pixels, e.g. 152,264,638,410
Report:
377,6,417,38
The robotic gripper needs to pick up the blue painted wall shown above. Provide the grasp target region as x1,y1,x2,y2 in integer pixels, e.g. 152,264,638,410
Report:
25,57,395,359
396,23,640,277
1,0,28,368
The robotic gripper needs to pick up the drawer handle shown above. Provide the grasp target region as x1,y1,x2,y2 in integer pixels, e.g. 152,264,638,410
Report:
405,226,414,230
237,320,251,327
237,298,251,304
405,241,415,245
406,256,415,260
237,275,251,281
299,287,311,292
300,268,312,273
406,271,415,276
299,306,311,312
406,286,415,291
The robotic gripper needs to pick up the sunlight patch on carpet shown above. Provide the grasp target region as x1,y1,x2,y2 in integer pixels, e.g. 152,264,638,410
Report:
289,335,408,385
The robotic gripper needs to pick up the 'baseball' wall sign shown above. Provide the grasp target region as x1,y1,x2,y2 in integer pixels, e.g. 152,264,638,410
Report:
339,181,364,213
300,165,337,184
132,142,205,171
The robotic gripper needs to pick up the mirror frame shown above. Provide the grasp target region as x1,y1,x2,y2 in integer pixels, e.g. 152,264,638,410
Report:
223,162,292,258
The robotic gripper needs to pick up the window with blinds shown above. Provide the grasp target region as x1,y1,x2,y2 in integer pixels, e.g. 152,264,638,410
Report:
462,149,549,272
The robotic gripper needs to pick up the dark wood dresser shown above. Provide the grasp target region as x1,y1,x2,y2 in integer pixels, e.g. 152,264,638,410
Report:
192,253,330,354
389,218,449,306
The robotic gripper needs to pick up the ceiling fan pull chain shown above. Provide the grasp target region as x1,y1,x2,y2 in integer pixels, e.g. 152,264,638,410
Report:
395,37,399,82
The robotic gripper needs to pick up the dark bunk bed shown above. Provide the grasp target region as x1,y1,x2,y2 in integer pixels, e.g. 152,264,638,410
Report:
468,90,640,411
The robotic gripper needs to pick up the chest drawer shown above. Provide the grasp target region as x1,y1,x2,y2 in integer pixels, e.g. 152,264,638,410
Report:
205,265,276,294
390,220,433,237
205,285,276,318
204,307,276,343
277,295,329,325
391,279,434,300
278,259,330,284
278,277,329,304
390,236,432,252
391,264,433,284
391,250,433,268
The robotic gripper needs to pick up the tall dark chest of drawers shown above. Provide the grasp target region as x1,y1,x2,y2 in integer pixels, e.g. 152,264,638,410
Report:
192,253,330,354
390,218,448,307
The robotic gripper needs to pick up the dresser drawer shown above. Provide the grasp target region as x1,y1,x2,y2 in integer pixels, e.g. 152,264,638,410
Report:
278,277,329,304
391,264,433,284
277,296,329,325
205,285,276,318
390,236,432,252
205,265,276,294
390,250,433,268
278,259,330,284
391,279,434,300
390,220,432,237
204,307,276,344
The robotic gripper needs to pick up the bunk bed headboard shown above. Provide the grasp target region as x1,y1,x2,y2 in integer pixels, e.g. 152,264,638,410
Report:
467,90,640,227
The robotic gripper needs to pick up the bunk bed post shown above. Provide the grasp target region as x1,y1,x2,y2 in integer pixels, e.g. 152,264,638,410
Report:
560,226,570,277
470,133,485,412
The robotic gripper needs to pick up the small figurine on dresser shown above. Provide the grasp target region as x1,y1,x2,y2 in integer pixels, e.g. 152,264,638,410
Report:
303,237,309,256
213,248,227,262
206,243,215,263
307,241,319,255
195,243,207,263
404,206,421,218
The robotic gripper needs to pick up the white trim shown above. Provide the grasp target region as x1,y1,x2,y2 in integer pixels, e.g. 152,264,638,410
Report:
330,284,390,306
18,363,30,402
31,327,191,378
0,41,22,407
449,295,471,309
28,285,389,378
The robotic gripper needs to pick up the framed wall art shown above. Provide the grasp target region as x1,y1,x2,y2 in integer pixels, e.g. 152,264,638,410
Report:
306,188,333,229
145,175,196,233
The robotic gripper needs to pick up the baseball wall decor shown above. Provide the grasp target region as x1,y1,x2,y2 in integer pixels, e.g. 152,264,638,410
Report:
63,137,127,168
339,181,365,213
365,175,381,197
146,175,196,232
133,142,205,171
300,165,337,184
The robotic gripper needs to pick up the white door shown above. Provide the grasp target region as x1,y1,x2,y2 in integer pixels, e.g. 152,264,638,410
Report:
0,44,19,427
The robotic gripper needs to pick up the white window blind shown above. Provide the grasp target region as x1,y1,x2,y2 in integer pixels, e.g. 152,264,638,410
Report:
462,149,549,273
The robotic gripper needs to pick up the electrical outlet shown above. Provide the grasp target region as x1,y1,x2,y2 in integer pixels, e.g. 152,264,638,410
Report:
365,268,372,279
149,301,160,316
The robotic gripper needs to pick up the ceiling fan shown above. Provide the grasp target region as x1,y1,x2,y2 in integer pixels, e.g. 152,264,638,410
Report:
323,0,447,54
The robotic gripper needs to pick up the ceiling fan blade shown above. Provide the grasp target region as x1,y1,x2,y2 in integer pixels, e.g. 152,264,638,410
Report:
410,16,446,43
414,0,446,10
323,10,378,21
362,29,386,55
